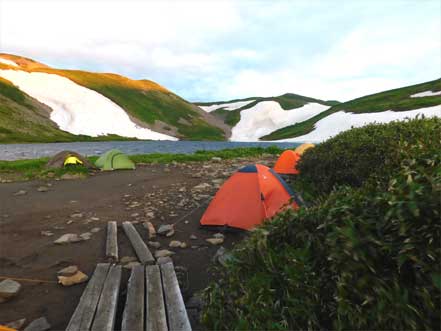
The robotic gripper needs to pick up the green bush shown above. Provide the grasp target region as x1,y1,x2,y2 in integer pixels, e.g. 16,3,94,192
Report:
297,117,441,199
202,118,441,330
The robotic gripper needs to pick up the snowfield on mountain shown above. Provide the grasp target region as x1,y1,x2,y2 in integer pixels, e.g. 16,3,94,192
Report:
230,101,330,141
0,69,177,140
0,58,19,67
199,100,256,112
411,90,441,98
276,105,441,143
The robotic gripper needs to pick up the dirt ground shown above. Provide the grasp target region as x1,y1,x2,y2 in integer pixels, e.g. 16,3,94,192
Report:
0,155,276,330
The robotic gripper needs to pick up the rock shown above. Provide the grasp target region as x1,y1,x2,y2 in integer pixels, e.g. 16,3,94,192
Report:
13,190,27,196
53,233,81,244
79,232,92,241
213,233,225,239
165,229,175,237
154,250,175,259
190,234,198,240
90,227,101,233
37,186,49,192
58,271,88,286
123,261,141,270
0,279,21,303
157,256,173,265
144,222,156,238
120,256,138,264
180,242,188,249
169,240,182,248
90,216,100,221
40,230,54,237
5,318,26,330
23,317,51,331
70,213,83,218
206,238,224,245
57,265,78,276
131,212,140,217
212,246,226,263
148,241,161,249
66,220,73,225
61,173,83,180
192,183,211,191
145,212,155,218
211,157,222,162
157,224,174,235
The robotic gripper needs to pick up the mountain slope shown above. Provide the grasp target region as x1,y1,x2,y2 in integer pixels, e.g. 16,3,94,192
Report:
196,94,338,141
0,77,134,143
0,53,229,142
261,79,441,141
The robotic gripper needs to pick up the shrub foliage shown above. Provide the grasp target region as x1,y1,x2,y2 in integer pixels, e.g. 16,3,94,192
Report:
202,118,441,330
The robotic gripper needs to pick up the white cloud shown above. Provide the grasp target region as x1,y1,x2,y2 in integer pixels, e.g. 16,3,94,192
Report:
0,0,439,102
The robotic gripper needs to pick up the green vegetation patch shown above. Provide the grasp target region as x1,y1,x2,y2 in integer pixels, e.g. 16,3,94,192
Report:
202,118,441,330
261,79,441,141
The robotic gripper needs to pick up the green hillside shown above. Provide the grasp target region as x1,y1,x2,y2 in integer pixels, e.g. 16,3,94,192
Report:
261,79,441,141
196,93,338,127
0,53,229,142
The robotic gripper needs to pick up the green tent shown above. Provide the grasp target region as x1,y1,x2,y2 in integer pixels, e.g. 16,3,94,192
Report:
95,149,135,171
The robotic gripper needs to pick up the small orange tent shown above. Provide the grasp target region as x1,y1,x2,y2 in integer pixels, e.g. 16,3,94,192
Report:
200,164,303,230
274,144,315,175
274,150,301,175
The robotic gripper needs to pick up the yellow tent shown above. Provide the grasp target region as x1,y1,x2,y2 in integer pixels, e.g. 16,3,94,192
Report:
64,156,84,166
294,143,315,156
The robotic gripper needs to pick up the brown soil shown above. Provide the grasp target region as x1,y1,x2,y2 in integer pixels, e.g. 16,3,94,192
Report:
0,156,276,329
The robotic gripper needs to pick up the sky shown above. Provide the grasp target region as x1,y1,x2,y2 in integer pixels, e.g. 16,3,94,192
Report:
0,0,440,102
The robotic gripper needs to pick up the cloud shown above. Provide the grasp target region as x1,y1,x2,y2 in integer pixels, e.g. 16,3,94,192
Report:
0,0,439,102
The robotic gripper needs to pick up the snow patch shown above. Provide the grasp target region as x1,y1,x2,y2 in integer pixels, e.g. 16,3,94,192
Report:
200,99,255,112
0,57,19,67
230,101,330,141
277,106,441,143
0,69,177,140
410,90,441,98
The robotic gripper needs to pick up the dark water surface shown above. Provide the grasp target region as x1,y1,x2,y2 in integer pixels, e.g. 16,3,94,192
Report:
0,141,299,161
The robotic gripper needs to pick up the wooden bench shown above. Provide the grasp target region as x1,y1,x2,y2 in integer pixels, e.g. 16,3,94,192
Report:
67,262,191,330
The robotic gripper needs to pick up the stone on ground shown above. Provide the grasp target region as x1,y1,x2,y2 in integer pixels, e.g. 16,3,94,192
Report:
190,234,198,240
169,240,182,248
165,229,175,237
213,233,225,239
157,224,174,235
79,232,92,240
123,261,141,270
13,190,27,196
37,186,49,192
206,238,224,245
57,271,88,286
148,241,161,249
154,249,175,259
57,265,78,277
144,221,156,238
0,279,21,303
23,316,51,331
54,233,81,244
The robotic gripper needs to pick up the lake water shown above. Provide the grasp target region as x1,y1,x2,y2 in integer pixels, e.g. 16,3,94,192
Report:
0,141,300,161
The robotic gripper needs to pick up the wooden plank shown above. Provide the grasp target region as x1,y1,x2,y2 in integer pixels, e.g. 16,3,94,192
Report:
91,265,122,331
66,263,111,331
106,221,119,261
122,221,155,265
122,265,145,331
160,262,192,331
146,265,168,331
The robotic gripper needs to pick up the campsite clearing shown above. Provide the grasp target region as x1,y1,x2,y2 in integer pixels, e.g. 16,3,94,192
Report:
0,154,276,329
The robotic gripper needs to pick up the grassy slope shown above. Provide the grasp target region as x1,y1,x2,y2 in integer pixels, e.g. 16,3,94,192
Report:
261,79,441,141
197,94,338,127
0,53,226,141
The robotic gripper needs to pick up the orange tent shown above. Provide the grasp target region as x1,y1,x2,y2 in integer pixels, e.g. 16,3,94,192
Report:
200,164,303,230
273,150,301,175
274,144,315,175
